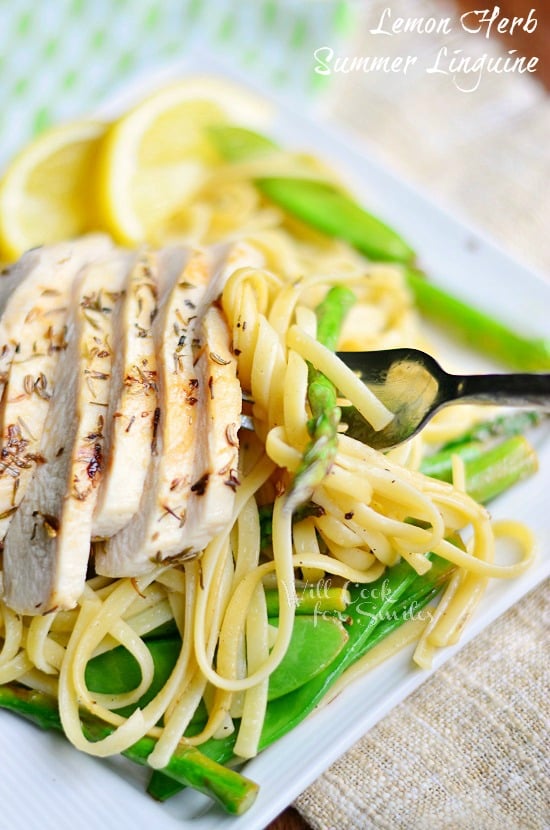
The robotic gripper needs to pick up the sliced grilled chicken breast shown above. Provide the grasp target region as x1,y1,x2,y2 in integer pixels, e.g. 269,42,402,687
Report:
176,304,240,553
2,251,130,614
95,248,209,576
0,238,114,539
92,248,191,538
91,251,159,538
0,236,112,401
95,241,256,577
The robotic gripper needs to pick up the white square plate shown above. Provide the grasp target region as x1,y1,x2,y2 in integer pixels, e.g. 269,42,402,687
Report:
1,51,548,830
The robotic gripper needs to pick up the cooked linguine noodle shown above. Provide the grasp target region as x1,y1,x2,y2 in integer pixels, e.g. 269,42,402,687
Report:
0,134,536,772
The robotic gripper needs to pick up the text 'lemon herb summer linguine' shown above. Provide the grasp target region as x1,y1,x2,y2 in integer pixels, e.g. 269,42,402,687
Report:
0,79,546,816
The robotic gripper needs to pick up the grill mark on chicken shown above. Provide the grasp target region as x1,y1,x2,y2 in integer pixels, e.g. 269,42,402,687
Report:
190,473,209,496
151,406,161,455
86,443,103,482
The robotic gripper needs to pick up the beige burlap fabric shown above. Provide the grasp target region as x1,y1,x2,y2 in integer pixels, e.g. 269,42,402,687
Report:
296,583,549,830
294,2,550,827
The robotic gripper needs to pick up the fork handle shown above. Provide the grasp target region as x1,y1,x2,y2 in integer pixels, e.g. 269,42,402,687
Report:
454,373,550,408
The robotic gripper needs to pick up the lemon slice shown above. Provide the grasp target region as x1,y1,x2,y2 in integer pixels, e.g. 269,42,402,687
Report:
95,77,272,246
0,121,105,260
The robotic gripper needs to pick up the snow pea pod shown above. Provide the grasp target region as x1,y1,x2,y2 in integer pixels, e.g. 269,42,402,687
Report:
210,122,550,371
255,555,451,748
85,637,179,719
208,126,414,263
189,556,451,762
257,177,415,264
208,124,278,161
268,615,348,700
85,616,348,711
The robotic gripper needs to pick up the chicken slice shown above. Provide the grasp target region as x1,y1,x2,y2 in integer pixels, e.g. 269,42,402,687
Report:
2,251,130,614
176,304,241,553
95,241,264,577
0,236,112,400
0,238,114,539
91,252,159,538
92,248,188,538
94,249,207,576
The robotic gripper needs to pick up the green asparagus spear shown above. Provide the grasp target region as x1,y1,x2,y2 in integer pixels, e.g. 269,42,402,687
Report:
148,770,185,802
0,684,258,815
440,410,544,450
284,388,338,515
419,440,485,482
420,434,537,503
285,285,356,513
461,435,538,504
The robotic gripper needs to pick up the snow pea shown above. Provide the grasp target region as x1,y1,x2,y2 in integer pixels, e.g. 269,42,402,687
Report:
208,124,278,162
86,615,348,712
268,615,348,700
210,122,550,370
257,177,415,264
85,637,180,719
208,125,414,263
256,556,451,748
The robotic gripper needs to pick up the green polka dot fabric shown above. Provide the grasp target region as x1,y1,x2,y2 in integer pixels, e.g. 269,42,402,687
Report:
0,0,354,167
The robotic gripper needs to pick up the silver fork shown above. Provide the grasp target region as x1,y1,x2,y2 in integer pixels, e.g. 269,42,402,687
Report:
336,348,550,449
241,348,550,450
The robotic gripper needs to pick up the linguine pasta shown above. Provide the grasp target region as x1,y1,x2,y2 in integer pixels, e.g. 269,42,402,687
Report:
0,133,537,775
